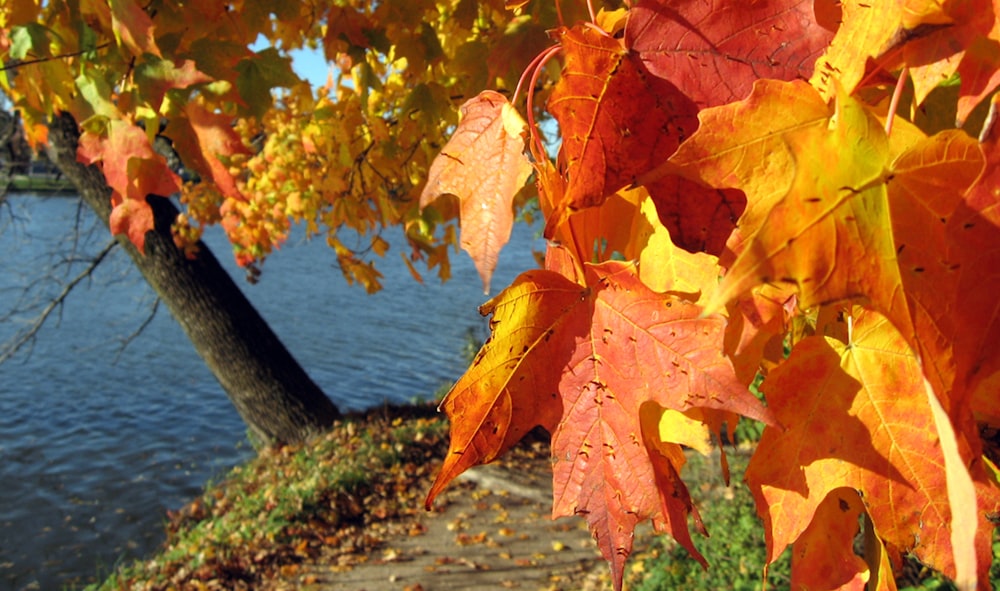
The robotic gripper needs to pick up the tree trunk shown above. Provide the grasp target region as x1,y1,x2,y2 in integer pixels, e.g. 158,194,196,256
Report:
45,112,341,446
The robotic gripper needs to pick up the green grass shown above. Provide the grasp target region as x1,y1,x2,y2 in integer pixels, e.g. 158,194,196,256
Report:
82,405,448,591
626,449,792,591
627,446,1000,591
8,174,75,193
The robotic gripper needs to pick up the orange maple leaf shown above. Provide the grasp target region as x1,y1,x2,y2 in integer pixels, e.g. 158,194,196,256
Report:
424,269,582,505
679,80,987,418
746,309,999,586
427,260,774,591
548,262,772,587
420,90,533,293
704,83,899,315
109,0,161,58
955,12,1000,124
790,488,870,590
108,196,155,253
615,0,833,256
811,0,993,104
951,97,1000,422
546,0,832,232
165,102,251,202
77,120,181,203
881,127,986,409
77,119,181,252
665,79,832,269
891,0,994,110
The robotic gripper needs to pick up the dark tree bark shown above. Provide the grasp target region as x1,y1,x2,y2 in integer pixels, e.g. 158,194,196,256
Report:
0,111,16,194
45,112,341,446
0,110,31,176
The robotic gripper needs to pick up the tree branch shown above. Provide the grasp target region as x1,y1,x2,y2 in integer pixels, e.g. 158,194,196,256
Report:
0,44,111,72
112,297,161,363
0,239,117,364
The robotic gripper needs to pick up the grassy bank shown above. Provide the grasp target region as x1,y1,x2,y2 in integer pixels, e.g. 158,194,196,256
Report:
85,403,448,591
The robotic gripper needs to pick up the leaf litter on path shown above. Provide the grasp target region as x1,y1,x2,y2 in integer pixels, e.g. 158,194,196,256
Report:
99,407,622,591
287,431,613,591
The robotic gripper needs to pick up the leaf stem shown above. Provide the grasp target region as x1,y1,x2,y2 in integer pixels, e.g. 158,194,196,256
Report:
511,45,555,108
524,45,562,160
885,68,908,137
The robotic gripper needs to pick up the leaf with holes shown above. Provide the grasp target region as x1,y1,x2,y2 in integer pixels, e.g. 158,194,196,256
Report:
420,90,533,293
626,0,833,109
686,81,986,413
547,24,699,213
428,261,773,591
745,309,999,585
547,262,773,588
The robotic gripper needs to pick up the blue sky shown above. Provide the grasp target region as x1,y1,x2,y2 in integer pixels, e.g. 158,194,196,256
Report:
289,47,335,88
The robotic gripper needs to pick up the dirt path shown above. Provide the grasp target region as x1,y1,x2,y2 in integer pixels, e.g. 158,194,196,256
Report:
295,457,613,591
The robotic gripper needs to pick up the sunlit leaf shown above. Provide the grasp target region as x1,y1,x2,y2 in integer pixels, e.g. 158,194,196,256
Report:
746,309,997,584
77,119,182,251
627,0,833,108
547,24,698,212
420,90,533,293
428,260,773,591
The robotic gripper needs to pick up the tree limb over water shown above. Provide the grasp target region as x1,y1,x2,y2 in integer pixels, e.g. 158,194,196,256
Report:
0,239,117,364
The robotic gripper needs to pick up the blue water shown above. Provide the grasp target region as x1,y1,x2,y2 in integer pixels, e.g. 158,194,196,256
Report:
0,194,542,590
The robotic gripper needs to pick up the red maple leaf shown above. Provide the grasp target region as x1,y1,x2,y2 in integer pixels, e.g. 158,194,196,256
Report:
547,24,699,213
77,119,181,252
626,0,834,109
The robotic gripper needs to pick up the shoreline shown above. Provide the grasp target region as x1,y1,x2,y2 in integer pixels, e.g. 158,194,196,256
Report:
81,402,456,591
5,174,76,194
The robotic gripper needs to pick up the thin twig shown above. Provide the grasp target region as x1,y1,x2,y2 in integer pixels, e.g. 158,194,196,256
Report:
0,44,111,71
113,297,161,363
0,239,118,364
526,46,563,160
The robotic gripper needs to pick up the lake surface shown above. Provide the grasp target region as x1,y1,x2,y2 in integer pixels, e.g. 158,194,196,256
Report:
0,194,542,590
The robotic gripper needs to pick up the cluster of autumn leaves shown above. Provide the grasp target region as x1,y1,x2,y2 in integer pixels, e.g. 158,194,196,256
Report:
4,0,1000,589
0,0,568,290
419,1,1000,590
